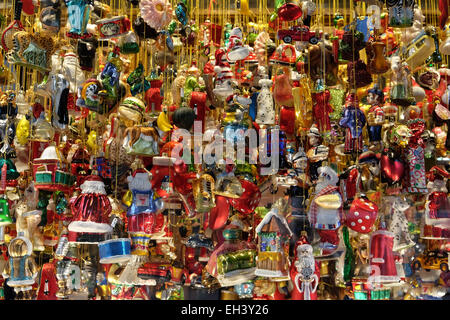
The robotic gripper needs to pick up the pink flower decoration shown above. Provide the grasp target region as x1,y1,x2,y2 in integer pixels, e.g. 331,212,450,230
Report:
139,0,173,30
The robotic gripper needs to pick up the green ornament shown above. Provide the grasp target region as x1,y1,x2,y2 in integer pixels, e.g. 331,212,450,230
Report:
167,20,177,34
274,0,286,11
343,226,354,282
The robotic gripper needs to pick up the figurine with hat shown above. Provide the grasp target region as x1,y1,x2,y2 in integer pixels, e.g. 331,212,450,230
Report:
339,92,367,155
126,167,164,255
290,237,320,300
306,124,329,182
308,166,343,256
366,86,385,150
312,79,333,133
358,151,381,194
338,162,360,207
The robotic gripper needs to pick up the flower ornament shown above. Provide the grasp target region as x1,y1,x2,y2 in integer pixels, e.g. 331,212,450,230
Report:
139,0,173,30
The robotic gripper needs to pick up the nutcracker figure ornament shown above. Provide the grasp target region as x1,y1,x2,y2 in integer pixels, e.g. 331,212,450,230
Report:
290,242,320,300
54,233,78,299
366,87,385,150
286,148,313,247
339,92,366,155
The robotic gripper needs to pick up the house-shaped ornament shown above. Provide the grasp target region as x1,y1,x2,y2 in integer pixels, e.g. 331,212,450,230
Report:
255,198,293,278
32,144,75,193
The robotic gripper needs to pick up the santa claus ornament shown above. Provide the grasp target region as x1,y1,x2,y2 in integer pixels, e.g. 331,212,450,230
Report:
290,242,320,300
67,175,113,234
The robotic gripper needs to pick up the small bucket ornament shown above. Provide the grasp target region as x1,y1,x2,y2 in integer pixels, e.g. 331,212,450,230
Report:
98,238,132,264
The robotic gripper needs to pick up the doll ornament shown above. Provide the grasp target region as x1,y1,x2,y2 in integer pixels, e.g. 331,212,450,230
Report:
67,175,113,234
2,236,39,299
339,93,366,154
126,168,164,249
390,56,414,106
312,80,333,133
366,87,385,149
306,125,329,182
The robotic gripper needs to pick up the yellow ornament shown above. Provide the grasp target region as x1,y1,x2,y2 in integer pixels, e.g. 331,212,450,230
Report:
122,190,133,207
87,130,98,154
16,117,30,145
240,0,255,17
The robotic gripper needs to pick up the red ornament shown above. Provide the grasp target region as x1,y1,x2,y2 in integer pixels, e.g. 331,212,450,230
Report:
277,3,302,22
229,179,261,215
347,198,378,233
